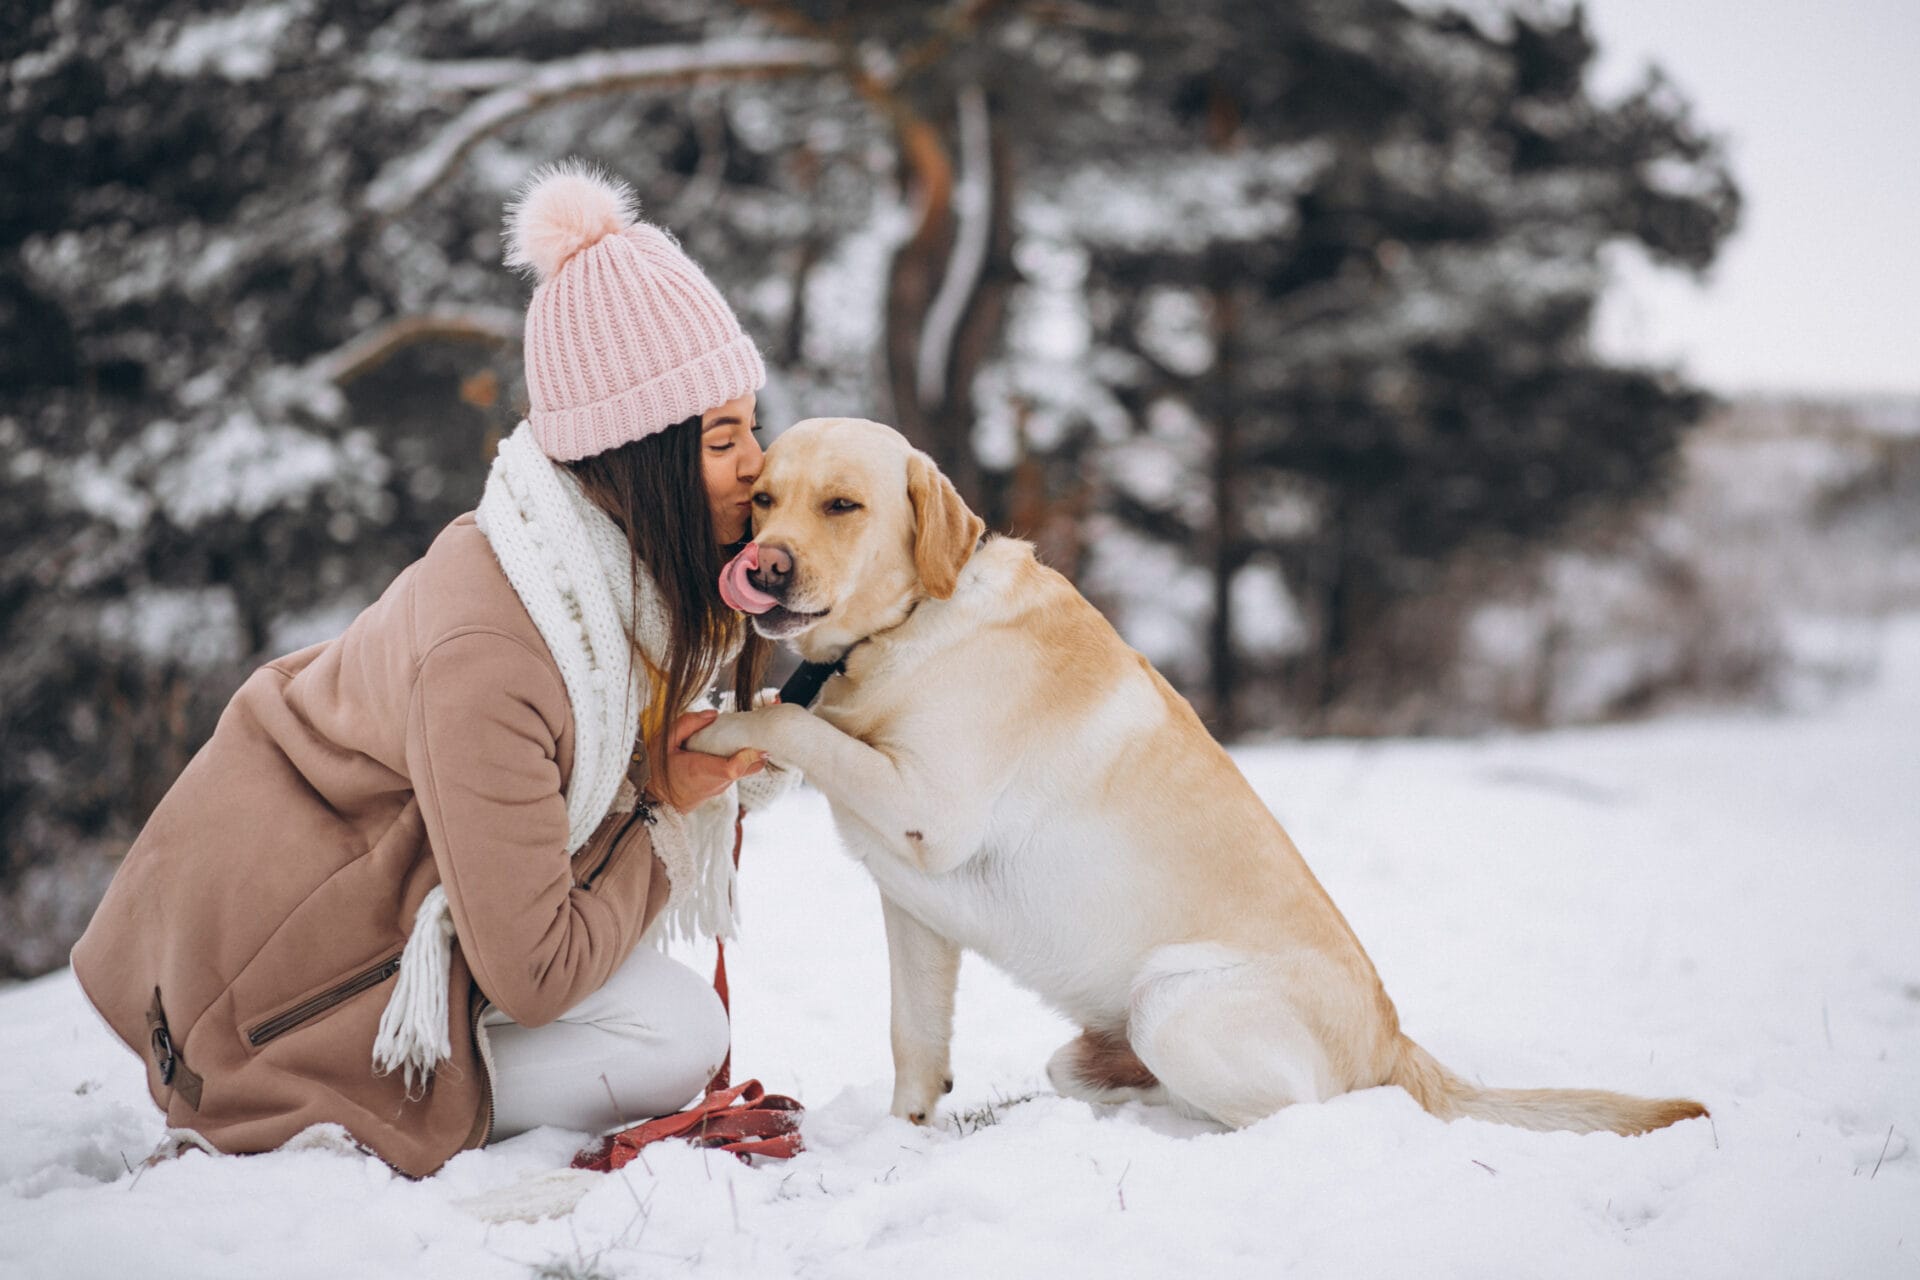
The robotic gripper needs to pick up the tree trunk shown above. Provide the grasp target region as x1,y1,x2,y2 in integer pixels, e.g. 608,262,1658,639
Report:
1204,264,1241,739
883,114,956,461
1201,80,1245,739
881,86,1011,516
932,118,1016,519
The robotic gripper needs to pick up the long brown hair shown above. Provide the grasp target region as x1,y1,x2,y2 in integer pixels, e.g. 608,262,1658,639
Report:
564,414,769,773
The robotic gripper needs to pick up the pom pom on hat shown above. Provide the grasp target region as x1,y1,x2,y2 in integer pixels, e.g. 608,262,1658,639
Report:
503,160,637,283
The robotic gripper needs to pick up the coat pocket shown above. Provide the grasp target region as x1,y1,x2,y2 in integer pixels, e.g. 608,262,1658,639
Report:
245,953,404,1048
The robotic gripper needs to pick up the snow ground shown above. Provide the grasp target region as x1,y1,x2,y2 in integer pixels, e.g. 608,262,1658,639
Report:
3,623,1917,1280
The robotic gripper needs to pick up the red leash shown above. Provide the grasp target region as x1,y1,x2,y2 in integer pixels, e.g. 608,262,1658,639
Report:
571,1078,803,1170
574,808,805,1170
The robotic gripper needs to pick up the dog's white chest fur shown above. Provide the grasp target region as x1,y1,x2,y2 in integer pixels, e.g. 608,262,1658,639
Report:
813,672,1168,1025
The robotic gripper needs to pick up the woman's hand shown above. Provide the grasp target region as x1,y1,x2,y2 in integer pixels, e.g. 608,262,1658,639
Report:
651,709,766,812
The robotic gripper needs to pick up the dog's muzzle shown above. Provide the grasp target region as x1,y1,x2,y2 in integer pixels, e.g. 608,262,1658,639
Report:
720,541,826,637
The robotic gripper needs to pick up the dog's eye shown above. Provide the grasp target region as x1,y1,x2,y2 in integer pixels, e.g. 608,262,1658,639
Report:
751,492,772,508
825,498,863,515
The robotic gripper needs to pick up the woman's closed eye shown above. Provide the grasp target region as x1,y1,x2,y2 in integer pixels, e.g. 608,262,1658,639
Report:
707,424,758,455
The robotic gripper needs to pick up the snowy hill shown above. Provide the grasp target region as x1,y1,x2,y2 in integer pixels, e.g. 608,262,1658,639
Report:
3,622,1916,1279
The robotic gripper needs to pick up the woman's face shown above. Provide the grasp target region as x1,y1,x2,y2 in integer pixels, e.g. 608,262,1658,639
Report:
701,393,763,548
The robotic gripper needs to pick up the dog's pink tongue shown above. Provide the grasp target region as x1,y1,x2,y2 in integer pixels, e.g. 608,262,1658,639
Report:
719,542,780,615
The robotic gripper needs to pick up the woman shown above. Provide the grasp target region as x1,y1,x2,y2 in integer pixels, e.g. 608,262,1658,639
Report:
72,161,795,1178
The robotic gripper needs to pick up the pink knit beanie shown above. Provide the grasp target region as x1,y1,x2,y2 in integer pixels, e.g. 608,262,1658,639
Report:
503,160,766,462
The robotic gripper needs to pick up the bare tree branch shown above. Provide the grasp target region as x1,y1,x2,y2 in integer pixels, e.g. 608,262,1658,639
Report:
363,39,838,217
893,0,1014,85
1024,0,1147,34
356,53,537,94
304,308,523,386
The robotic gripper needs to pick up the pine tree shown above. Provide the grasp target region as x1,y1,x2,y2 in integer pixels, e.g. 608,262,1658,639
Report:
965,0,1739,732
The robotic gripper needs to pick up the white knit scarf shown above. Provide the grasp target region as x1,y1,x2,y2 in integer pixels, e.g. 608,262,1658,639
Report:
370,420,745,1089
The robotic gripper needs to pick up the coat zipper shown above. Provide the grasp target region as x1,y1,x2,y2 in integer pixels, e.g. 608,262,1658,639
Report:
580,840,620,890
580,808,644,891
246,954,403,1047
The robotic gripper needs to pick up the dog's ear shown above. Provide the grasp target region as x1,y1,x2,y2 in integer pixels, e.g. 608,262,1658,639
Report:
908,451,985,599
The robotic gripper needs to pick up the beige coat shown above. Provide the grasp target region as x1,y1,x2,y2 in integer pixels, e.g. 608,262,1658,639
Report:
72,513,672,1178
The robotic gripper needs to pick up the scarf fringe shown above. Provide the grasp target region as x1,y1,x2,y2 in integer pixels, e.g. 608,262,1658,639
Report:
642,790,743,946
372,884,454,1095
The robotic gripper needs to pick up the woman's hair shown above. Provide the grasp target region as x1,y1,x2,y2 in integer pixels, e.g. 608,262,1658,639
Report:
564,414,769,775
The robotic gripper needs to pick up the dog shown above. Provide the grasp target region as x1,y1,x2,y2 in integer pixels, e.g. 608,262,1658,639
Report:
690,416,1706,1136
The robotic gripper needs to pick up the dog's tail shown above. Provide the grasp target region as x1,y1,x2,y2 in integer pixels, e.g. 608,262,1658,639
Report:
1389,1037,1706,1136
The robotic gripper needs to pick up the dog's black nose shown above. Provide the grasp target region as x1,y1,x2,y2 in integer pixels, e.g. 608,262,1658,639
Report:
750,543,795,596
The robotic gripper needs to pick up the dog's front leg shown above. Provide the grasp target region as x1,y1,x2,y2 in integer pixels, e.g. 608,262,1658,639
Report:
690,706,996,874
880,893,961,1124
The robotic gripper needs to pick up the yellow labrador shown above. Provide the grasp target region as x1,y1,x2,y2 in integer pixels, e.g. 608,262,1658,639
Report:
691,417,1705,1135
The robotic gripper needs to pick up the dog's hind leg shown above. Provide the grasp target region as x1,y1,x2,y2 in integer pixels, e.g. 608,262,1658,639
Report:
1046,1027,1169,1107
1126,944,1336,1129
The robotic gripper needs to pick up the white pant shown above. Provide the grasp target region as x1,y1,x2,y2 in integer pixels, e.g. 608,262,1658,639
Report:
480,944,730,1140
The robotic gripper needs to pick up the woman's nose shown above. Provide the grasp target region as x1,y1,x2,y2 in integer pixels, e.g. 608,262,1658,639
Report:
739,434,763,481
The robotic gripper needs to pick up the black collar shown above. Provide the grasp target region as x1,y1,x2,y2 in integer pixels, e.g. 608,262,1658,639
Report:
775,598,920,707
774,593,929,707
775,656,840,709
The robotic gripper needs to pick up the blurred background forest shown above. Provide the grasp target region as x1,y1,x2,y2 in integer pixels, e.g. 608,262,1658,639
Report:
4,0,1917,978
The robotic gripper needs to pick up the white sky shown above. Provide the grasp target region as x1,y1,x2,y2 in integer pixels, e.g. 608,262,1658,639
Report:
1584,0,1920,397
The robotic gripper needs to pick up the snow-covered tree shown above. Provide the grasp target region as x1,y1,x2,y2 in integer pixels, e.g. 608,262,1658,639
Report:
0,0,879,975
965,1,1739,734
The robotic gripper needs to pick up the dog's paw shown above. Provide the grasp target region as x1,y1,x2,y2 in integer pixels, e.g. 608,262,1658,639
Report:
686,709,764,758
688,703,810,759
890,1073,950,1126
